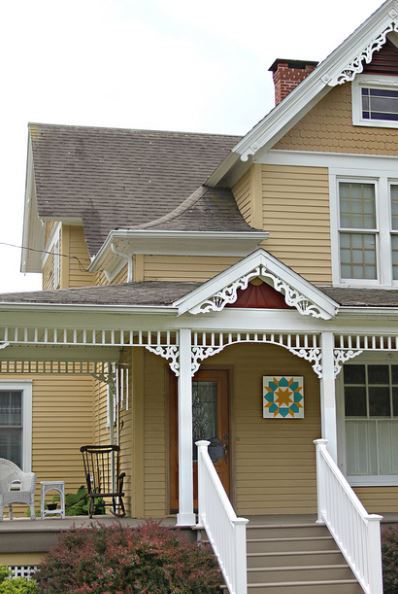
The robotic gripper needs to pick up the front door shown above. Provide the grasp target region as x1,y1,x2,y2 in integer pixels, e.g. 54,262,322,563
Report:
169,369,230,512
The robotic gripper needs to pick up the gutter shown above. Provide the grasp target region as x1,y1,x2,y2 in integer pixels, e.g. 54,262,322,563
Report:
0,302,178,315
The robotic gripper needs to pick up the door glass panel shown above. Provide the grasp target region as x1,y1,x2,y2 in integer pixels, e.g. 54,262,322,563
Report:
192,381,217,461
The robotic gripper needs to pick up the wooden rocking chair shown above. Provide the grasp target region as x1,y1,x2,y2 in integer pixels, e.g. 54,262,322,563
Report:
80,444,126,518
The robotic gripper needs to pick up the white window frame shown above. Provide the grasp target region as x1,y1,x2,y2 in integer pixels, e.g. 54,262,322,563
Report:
0,381,32,472
330,168,398,287
352,74,398,129
337,355,398,486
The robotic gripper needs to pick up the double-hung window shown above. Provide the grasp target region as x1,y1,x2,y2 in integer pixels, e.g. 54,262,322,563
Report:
333,174,398,286
341,364,398,485
0,382,32,471
338,181,377,281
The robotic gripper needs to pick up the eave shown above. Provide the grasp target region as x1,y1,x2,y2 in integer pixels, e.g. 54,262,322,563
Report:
89,229,268,279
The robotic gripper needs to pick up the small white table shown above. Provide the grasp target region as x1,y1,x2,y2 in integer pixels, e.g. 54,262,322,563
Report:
40,481,65,519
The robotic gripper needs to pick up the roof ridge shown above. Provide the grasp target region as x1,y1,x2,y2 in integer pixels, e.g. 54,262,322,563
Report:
28,121,242,140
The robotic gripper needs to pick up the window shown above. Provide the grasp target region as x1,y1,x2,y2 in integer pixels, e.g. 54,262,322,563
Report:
0,382,32,471
339,182,377,280
333,174,398,286
342,364,398,485
352,75,398,128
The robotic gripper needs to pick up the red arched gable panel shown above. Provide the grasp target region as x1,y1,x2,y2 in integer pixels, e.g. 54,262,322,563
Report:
226,282,292,309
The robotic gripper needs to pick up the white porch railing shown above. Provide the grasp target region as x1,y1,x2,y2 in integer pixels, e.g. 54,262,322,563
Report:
196,440,248,594
314,439,383,594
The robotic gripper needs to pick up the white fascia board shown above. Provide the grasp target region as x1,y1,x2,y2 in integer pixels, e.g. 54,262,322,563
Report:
257,149,398,170
0,302,177,315
227,0,398,163
174,248,338,318
89,229,268,272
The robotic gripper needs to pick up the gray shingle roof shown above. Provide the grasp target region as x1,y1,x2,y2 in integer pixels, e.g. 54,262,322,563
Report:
0,282,199,307
321,287,398,307
30,123,247,255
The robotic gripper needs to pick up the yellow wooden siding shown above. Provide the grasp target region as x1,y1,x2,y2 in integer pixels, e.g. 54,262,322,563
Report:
354,487,398,513
142,255,239,283
233,169,253,225
44,221,57,245
143,350,168,517
42,255,54,290
210,343,320,516
275,83,398,154
261,164,332,284
67,226,96,288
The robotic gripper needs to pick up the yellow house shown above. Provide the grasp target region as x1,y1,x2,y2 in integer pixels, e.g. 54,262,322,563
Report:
5,1,398,592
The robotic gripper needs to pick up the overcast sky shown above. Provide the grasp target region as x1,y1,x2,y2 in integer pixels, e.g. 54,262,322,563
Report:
0,0,384,292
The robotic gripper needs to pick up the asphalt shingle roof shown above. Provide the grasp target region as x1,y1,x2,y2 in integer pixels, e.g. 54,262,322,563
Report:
320,287,398,307
29,123,249,255
0,282,199,307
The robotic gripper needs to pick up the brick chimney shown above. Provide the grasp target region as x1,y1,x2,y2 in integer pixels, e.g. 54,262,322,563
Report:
269,59,319,104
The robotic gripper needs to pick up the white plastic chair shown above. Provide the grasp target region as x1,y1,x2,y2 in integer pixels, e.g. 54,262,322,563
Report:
0,458,36,520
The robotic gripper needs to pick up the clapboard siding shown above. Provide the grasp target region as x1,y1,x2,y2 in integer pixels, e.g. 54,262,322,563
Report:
233,168,253,224
261,164,332,284
143,255,239,282
67,225,96,288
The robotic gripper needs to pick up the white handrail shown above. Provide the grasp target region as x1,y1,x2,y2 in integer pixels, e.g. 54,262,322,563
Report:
196,440,248,594
314,439,383,594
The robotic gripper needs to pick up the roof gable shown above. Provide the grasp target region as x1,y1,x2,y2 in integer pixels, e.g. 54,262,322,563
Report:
174,249,338,320
212,0,398,171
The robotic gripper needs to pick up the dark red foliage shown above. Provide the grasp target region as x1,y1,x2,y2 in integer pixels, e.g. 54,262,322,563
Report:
35,521,221,594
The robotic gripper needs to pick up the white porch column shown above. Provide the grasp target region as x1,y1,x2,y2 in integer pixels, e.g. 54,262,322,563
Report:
320,332,337,462
177,328,196,526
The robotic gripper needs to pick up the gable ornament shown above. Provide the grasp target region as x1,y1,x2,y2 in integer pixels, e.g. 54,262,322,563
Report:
325,21,398,86
190,264,329,319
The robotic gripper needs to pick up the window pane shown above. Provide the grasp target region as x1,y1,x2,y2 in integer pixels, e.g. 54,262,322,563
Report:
344,365,365,384
0,391,22,426
192,381,217,461
392,387,398,416
340,232,377,279
391,186,398,230
392,366,398,384
368,365,389,384
339,183,376,229
392,235,398,280
377,420,398,474
0,428,22,468
362,87,398,122
345,386,367,416
369,387,391,416
346,421,378,475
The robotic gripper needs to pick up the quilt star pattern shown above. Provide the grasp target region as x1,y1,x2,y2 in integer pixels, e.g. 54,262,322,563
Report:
263,376,304,419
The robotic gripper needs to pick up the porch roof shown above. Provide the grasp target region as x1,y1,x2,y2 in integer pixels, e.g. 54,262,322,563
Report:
0,282,199,307
321,287,398,308
1,282,398,311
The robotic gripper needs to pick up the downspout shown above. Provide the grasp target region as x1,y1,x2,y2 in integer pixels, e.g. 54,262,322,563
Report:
110,243,134,282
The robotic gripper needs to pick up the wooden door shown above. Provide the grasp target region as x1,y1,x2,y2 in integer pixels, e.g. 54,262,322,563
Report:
169,369,230,512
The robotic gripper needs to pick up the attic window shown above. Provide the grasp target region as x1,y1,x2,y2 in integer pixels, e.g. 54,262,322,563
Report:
352,75,398,128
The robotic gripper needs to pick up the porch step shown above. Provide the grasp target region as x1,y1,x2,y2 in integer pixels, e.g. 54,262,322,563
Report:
203,519,365,594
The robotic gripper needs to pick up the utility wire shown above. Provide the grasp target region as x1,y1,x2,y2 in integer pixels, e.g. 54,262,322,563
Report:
0,241,91,273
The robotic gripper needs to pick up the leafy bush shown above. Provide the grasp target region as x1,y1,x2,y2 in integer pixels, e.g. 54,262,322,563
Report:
56,486,104,516
383,526,398,593
0,577,37,593
0,567,9,584
36,521,220,593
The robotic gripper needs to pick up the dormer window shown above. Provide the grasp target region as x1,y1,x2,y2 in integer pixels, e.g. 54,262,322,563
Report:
352,75,398,128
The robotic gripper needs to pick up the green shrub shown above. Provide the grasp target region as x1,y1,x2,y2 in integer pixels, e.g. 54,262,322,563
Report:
0,577,37,593
383,526,398,593
60,486,104,516
0,567,10,584
36,521,220,593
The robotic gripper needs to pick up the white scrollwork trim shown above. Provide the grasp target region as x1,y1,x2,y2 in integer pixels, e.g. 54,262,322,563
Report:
288,347,323,379
145,345,180,376
326,22,398,86
191,346,224,376
191,264,329,319
333,349,363,378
